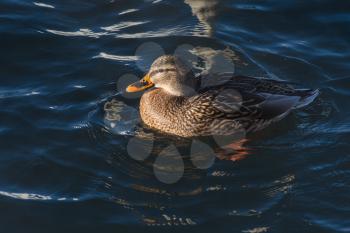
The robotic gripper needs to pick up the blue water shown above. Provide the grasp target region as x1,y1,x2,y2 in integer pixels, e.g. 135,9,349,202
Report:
1,0,350,232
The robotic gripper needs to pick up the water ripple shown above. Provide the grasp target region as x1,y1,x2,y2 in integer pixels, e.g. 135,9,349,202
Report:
101,21,149,32
46,28,108,38
33,2,55,9
0,190,79,202
118,9,139,15
93,52,140,62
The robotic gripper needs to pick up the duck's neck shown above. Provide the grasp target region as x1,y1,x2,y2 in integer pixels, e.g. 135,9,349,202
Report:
158,79,200,97
162,86,196,97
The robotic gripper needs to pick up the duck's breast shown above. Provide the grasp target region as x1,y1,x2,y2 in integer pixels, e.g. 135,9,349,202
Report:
139,89,184,134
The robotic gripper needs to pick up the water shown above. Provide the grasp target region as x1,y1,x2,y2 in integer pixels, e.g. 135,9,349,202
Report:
1,0,350,232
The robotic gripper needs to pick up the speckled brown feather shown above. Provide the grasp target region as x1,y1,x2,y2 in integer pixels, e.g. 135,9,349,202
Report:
139,74,317,137
137,57,318,137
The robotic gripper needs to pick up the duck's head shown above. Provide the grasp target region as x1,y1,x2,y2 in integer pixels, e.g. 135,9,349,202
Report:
126,55,197,96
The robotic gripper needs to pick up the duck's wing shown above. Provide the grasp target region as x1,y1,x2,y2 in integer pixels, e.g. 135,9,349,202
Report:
199,73,319,107
187,87,257,129
192,75,319,133
198,73,301,95
228,75,320,110
189,88,292,133
185,89,263,135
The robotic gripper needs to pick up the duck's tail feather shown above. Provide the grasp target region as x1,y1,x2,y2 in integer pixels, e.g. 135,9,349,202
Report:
294,89,320,109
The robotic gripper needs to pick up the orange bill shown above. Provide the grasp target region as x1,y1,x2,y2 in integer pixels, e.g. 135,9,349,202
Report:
126,73,154,92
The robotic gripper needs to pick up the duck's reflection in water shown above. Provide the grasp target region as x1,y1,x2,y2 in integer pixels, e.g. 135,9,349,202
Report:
184,0,220,37
214,138,251,162
92,100,296,226
101,128,252,224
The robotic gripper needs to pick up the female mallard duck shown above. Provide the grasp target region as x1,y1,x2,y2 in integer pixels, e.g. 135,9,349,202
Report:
126,55,318,137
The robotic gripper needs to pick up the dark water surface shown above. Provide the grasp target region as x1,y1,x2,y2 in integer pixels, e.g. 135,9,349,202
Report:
1,0,350,232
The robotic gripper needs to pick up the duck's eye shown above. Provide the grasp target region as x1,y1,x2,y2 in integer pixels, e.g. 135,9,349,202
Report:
141,79,149,84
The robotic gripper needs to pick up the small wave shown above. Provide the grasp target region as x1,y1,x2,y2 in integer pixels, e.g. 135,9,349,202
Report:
233,3,270,12
115,26,196,39
101,21,149,32
118,9,139,15
33,2,55,9
0,88,42,99
242,227,269,233
93,52,140,61
0,190,79,202
143,214,197,226
47,26,208,39
46,28,108,38
72,85,86,89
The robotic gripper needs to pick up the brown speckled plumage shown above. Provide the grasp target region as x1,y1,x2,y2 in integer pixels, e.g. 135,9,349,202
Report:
134,55,319,137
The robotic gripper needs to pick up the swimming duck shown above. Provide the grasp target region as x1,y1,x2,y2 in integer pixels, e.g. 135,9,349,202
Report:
126,55,318,137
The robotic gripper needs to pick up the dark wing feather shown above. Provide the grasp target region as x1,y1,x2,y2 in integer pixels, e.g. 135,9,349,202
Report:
199,73,318,99
191,74,318,133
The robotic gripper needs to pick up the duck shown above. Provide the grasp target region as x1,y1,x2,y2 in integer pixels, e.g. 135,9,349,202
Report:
126,55,319,137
